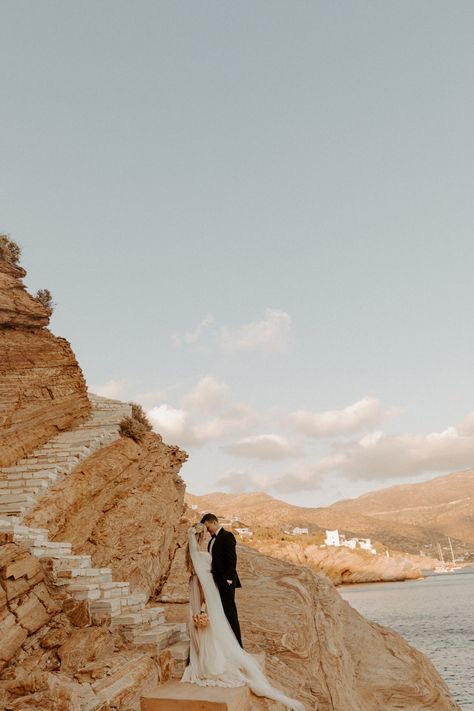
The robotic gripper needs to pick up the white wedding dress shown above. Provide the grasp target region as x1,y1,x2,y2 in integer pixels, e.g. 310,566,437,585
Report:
181,527,305,710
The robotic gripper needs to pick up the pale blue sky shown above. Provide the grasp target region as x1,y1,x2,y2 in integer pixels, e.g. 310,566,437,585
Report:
1,1,473,505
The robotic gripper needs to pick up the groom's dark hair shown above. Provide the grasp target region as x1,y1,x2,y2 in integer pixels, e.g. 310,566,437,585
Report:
200,513,218,524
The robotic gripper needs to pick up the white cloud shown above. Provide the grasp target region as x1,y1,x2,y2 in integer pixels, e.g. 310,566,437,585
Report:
217,309,291,353
147,401,257,448
271,411,474,491
147,404,189,441
135,388,169,408
182,376,230,413
172,314,215,348
223,434,301,460
291,396,396,438
172,309,291,354
194,406,257,443
216,470,272,493
89,378,127,399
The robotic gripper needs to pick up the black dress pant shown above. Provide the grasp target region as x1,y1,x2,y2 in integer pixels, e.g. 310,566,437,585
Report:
218,583,243,648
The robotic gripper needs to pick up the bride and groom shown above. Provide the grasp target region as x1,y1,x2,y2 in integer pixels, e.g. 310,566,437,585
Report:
181,513,304,710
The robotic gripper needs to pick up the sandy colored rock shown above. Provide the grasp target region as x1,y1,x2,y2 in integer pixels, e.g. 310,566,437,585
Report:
157,648,173,683
0,254,90,467
62,597,91,627
2,551,42,581
158,518,193,604
0,541,66,674
58,628,114,672
90,653,158,708
249,539,427,585
0,259,50,329
27,433,187,599
0,671,93,711
40,627,71,649
0,328,91,467
32,582,62,615
10,590,50,633
234,545,460,711
0,608,29,662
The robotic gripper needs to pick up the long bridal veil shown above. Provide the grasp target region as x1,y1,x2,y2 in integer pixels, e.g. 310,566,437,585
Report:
182,526,305,711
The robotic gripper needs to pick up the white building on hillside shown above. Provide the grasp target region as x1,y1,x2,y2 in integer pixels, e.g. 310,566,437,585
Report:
325,529,341,547
324,529,376,554
292,527,309,535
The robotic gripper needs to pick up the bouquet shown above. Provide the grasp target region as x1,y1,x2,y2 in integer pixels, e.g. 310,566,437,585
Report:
193,611,209,629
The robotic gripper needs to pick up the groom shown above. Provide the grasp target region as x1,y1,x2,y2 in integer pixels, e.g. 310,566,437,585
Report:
200,513,243,648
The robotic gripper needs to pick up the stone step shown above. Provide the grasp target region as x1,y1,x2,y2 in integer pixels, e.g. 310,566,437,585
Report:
169,640,190,662
42,554,93,570
1,462,62,474
0,470,59,482
30,542,73,557
66,582,129,602
141,681,251,711
0,515,22,525
169,641,190,679
56,566,112,579
17,451,83,463
89,598,123,615
0,479,51,491
0,503,29,514
114,607,165,631
56,572,113,587
0,522,49,540
12,535,53,548
0,493,35,503
83,653,153,711
67,584,102,601
0,486,49,499
133,623,182,650
98,582,130,599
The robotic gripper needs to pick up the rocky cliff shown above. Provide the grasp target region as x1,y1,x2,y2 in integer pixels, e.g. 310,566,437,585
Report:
247,539,428,586
0,245,463,710
25,433,187,598
0,258,91,467
159,541,460,711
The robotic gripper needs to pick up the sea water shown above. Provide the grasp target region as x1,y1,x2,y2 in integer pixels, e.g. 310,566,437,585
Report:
338,570,474,710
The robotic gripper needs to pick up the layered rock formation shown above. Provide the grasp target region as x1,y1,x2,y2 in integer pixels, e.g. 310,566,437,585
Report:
0,532,163,710
25,434,187,598
0,258,91,468
0,259,50,329
247,539,428,585
0,536,61,675
159,542,460,710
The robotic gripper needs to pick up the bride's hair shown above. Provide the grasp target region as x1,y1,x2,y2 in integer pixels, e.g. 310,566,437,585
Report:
185,523,207,575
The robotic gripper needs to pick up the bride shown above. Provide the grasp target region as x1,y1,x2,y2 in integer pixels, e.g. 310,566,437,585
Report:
181,523,305,711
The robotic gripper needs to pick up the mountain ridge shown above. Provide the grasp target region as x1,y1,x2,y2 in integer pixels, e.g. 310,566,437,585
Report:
186,467,474,556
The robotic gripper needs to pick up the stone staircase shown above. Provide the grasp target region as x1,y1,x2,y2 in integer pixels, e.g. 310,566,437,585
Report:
0,393,190,676
0,393,132,517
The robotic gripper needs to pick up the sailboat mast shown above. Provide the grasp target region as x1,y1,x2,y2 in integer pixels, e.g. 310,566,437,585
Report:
448,537,455,564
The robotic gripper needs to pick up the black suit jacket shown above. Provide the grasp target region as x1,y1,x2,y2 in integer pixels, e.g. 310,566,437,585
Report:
208,528,242,590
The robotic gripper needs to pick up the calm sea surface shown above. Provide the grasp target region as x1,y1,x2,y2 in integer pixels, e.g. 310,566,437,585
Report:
338,570,474,710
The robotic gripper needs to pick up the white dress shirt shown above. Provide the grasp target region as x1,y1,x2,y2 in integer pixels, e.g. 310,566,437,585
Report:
209,526,223,553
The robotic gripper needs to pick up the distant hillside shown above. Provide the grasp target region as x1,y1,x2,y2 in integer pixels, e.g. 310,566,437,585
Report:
330,468,474,545
186,468,474,557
